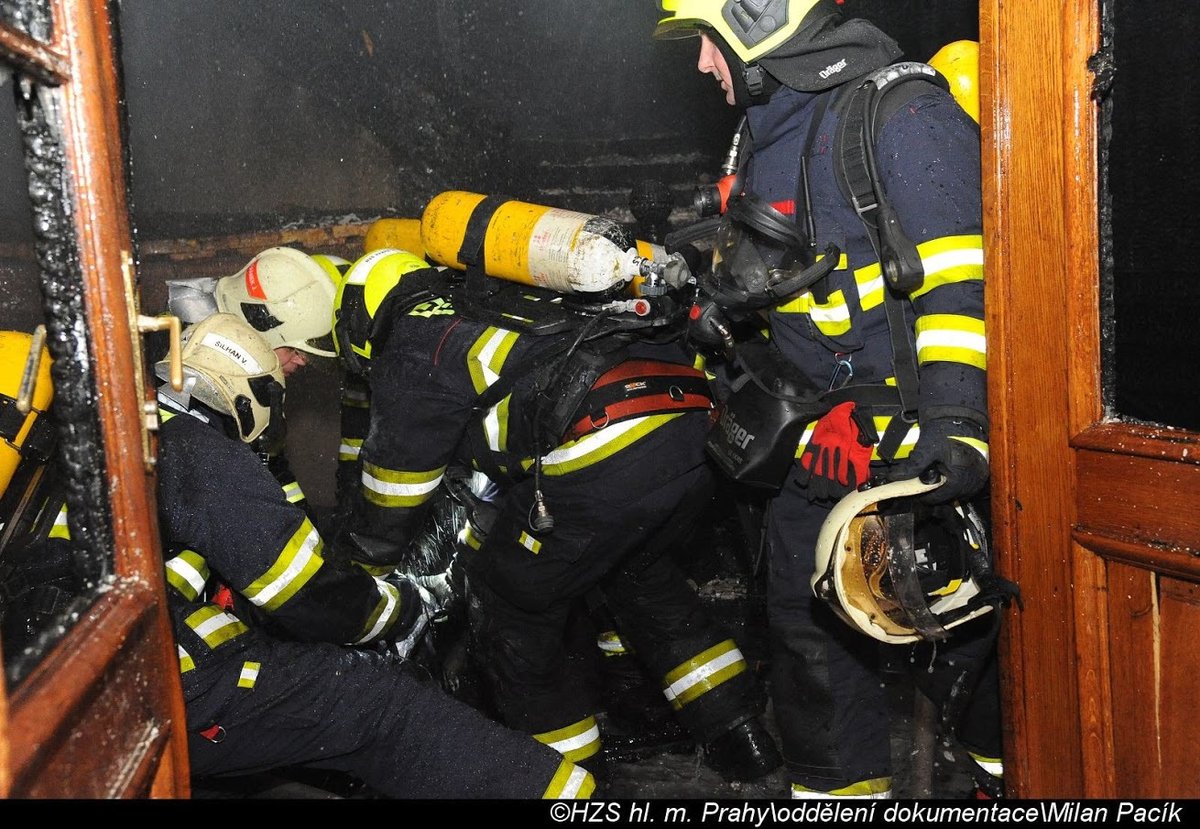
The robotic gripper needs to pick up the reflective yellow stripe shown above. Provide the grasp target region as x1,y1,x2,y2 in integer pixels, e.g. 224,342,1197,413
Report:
242,518,324,612
968,752,1004,778
534,716,601,763
910,234,984,300
458,522,483,551
339,438,362,461
467,327,519,395
185,605,249,649
362,463,445,508
855,261,887,312
596,630,628,656
354,577,403,644
237,660,261,689
542,760,596,799
281,480,305,503
661,639,747,709
342,389,370,408
178,645,195,674
518,530,542,554
534,413,679,476
792,777,893,799
952,434,990,461
468,327,519,453
48,504,70,540
915,313,986,369
164,549,210,601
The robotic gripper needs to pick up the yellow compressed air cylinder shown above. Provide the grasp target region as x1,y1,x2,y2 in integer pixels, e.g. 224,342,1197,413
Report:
420,190,659,295
928,40,980,124
364,218,426,257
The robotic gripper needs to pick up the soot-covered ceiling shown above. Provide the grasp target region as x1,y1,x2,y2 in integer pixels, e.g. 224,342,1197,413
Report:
115,1,978,241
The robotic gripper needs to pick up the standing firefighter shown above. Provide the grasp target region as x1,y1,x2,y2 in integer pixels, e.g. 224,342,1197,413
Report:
653,0,1015,798
152,313,593,799
332,245,782,783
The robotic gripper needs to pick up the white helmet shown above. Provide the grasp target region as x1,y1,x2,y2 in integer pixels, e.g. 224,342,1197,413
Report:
214,247,339,357
156,313,286,448
811,476,1015,644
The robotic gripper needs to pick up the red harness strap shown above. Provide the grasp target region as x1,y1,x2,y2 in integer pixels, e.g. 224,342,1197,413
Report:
562,359,714,442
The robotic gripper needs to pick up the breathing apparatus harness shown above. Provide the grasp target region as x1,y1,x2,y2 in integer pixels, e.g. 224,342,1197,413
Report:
369,195,716,534
675,61,953,489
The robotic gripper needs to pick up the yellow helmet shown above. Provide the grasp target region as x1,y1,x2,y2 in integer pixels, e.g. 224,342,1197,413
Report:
332,248,434,377
0,330,54,499
811,476,1013,644
928,40,980,124
310,252,352,285
653,0,825,64
156,313,285,446
214,247,339,357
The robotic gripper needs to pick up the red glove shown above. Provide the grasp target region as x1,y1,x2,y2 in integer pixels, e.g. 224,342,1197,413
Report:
797,402,873,501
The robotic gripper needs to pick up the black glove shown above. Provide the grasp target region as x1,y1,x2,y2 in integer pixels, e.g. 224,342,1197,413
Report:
382,572,440,659
343,531,405,575
888,415,989,504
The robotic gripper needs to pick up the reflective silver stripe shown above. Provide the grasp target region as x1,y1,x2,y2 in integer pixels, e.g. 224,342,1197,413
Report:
353,578,403,644
243,521,324,611
165,551,209,601
662,644,745,703
541,722,600,757
238,661,261,688
281,480,304,503
556,765,593,799
361,467,444,500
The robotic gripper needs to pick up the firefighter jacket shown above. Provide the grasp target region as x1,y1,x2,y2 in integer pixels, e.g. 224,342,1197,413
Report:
154,398,425,702
347,295,715,572
744,81,986,463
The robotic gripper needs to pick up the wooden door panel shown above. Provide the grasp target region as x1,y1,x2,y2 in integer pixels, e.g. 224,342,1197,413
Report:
1104,562,1156,797
1157,578,1200,797
1102,565,1200,798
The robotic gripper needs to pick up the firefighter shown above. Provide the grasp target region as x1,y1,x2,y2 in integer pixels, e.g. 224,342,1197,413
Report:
145,313,594,798
653,1,1004,798
331,247,782,783
165,246,348,522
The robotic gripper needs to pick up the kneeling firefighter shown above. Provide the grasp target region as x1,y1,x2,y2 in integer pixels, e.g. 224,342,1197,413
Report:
332,244,782,782
655,0,1009,799
152,313,592,799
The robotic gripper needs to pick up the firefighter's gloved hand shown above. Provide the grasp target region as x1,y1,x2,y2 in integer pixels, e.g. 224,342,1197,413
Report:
889,415,989,504
345,530,405,572
384,573,439,659
797,401,873,502
412,570,455,617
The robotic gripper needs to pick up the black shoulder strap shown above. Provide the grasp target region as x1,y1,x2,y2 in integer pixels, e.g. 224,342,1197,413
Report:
833,62,950,423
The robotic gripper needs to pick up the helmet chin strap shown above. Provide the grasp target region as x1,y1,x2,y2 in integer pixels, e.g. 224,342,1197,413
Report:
711,33,780,108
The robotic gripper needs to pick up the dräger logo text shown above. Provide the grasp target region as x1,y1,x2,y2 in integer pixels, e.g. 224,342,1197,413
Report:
718,407,756,450
819,58,848,79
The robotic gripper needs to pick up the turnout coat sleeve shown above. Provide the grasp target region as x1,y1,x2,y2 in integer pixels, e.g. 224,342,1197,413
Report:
156,412,413,646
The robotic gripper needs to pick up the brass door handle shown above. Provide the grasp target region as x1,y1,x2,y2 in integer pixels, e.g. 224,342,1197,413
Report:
138,313,182,391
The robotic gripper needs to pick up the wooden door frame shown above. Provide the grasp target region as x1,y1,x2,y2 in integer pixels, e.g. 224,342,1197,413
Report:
984,0,1200,797
0,0,189,798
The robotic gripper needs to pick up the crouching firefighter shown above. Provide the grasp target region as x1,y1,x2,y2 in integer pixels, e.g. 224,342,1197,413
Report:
152,313,594,799
654,0,1007,799
331,243,783,783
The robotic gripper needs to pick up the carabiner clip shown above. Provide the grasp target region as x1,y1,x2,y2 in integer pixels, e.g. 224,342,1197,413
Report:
827,353,854,391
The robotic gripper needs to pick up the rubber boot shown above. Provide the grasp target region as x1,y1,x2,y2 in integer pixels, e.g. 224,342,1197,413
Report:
703,716,783,783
